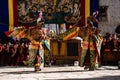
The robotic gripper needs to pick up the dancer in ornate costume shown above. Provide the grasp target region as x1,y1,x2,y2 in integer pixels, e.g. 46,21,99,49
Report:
79,17,102,71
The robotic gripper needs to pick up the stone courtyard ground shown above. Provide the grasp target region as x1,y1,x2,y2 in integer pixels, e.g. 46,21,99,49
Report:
0,65,120,80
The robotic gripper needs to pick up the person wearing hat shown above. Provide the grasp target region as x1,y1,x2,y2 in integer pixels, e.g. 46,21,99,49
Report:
79,17,99,71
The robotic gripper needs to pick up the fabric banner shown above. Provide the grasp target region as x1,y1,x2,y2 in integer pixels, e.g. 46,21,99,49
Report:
0,0,99,39
0,0,17,39
0,0,9,38
17,0,82,26
85,0,99,26
8,0,14,31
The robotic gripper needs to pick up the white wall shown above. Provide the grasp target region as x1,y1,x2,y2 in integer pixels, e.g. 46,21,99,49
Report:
99,0,120,35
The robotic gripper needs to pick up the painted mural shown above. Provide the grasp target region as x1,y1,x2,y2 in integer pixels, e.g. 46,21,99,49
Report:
18,0,81,26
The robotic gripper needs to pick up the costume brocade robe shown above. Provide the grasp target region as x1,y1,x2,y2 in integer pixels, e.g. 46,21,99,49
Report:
80,35,97,68
28,41,44,69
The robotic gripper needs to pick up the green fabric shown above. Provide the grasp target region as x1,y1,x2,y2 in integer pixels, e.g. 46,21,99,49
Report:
44,40,50,51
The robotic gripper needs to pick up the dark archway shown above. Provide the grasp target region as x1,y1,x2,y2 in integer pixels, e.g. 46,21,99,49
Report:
115,25,120,34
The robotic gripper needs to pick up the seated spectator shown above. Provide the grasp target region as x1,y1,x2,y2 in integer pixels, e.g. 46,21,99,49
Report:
103,32,113,51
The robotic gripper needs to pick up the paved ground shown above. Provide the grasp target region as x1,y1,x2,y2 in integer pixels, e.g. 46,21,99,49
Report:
0,65,120,80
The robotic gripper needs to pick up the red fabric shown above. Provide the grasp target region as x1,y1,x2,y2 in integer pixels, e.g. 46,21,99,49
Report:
13,0,18,27
4,31,13,36
35,55,40,64
80,0,85,27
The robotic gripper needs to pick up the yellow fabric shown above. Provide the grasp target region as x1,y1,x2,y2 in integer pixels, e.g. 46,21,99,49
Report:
54,0,57,5
63,27,79,40
34,63,40,67
63,31,78,40
8,28,24,37
30,41,40,50
85,0,90,26
16,29,25,38
8,0,14,31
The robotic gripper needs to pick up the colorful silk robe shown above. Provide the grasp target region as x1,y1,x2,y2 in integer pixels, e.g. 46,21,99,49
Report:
80,36,96,68
28,41,44,69
79,27,97,69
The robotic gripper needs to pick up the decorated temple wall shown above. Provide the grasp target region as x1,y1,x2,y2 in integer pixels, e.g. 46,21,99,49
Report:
99,0,120,35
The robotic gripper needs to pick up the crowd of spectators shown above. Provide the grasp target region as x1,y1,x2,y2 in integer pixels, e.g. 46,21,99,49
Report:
0,32,120,66
0,38,30,66
102,33,120,52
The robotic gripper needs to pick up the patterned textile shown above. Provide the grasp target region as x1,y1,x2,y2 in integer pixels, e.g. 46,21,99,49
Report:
57,27,79,40
28,41,44,69
80,36,96,69
8,27,24,37
25,27,44,42
16,29,26,38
